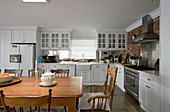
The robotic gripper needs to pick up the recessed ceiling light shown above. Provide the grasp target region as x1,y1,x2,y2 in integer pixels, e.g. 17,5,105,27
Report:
22,0,48,2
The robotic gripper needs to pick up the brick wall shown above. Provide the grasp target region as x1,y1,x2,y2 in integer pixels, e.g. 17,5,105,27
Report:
115,16,159,57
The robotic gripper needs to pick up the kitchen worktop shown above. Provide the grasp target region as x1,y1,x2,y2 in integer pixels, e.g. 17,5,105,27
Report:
139,70,159,78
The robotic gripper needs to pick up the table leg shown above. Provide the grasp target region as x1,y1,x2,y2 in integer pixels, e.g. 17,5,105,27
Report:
68,98,76,112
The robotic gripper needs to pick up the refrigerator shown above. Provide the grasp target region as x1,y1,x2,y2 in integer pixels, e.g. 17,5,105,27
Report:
9,44,35,76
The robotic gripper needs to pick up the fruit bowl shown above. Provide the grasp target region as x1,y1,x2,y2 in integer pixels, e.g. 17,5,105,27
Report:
0,75,13,83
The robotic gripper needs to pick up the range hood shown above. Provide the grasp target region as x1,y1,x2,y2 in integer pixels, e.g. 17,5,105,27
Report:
128,15,159,44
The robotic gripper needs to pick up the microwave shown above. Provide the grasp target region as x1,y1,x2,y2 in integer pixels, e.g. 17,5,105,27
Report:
10,54,21,63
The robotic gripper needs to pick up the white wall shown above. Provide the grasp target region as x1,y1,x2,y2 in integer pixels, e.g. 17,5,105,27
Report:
160,0,170,112
0,30,12,70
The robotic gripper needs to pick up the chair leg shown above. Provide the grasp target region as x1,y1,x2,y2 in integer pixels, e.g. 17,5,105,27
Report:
20,107,24,112
29,107,32,112
64,106,67,112
12,107,16,112
38,106,40,112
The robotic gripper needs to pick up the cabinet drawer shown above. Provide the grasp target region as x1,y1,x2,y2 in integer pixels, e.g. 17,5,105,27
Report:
91,64,102,69
38,63,48,69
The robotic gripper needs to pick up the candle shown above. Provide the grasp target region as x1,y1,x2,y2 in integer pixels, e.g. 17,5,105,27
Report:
35,60,37,71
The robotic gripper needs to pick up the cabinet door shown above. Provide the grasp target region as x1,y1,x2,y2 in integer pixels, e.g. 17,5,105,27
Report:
41,32,50,50
108,33,116,49
139,81,149,110
98,33,106,50
77,71,90,82
117,33,126,50
60,33,70,50
91,69,103,82
51,32,60,50
12,30,24,43
149,88,160,112
24,30,36,43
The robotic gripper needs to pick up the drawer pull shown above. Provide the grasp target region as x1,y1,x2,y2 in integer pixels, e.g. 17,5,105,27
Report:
42,66,44,67
54,66,56,67
147,79,151,81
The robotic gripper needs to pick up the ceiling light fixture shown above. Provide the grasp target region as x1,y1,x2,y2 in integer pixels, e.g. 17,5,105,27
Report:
22,0,48,2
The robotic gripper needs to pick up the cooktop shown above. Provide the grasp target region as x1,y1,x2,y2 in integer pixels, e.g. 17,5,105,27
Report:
125,65,154,70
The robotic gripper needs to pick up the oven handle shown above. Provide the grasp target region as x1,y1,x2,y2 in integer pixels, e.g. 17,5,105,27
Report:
126,74,136,79
125,70,138,77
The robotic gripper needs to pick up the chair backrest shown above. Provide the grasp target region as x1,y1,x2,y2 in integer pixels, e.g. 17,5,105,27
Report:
90,67,118,112
28,68,44,76
103,64,110,94
0,89,52,112
51,69,69,77
106,67,118,110
4,69,23,76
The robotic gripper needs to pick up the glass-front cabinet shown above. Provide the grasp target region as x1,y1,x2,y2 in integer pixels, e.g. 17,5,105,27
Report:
98,34,106,49
118,33,126,49
41,32,70,50
41,32,50,50
97,32,127,50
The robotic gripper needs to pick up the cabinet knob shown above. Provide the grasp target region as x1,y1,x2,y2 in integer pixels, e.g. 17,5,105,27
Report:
42,66,44,67
54,66,56,67
147,79,151,81
145,86,148,88
148,86,150,88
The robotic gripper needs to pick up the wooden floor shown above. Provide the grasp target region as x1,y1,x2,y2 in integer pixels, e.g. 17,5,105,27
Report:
0,85,144,112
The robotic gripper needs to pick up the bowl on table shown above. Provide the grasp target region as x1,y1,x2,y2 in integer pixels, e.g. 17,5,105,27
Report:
0,75,13,83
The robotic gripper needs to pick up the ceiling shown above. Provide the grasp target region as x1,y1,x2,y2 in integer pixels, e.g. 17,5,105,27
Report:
0,0,159,29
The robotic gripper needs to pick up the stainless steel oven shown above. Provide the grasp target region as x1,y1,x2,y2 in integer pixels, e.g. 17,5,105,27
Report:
124,67,139,100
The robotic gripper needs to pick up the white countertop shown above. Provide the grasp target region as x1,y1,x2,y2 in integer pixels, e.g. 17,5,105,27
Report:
139,70,159,78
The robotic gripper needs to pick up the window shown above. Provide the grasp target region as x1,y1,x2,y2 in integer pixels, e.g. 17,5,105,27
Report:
71,39,96,59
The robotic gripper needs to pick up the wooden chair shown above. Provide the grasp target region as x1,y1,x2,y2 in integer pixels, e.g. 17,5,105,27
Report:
51,69,69,112
51,69,69,77
28,68,44,77
4,69,23,76
0,89,52,112
79,66,118,112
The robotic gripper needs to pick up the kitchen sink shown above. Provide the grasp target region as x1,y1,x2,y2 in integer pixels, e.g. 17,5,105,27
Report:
76,63,91,71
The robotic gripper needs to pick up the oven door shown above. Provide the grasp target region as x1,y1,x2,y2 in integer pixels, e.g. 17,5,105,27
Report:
124,68,139,100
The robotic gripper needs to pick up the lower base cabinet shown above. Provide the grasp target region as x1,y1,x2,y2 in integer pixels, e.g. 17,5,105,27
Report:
139,72,160,112
77,71,90,82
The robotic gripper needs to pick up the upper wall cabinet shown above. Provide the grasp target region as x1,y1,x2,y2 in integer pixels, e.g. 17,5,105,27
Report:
11,30,37,43
97,32,127,50
41,32,70,50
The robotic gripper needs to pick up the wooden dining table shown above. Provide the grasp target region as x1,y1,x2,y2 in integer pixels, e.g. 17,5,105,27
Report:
0,76,83,112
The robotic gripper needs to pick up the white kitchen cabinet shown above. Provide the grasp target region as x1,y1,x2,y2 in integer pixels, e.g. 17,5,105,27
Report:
97,32,127,50
11,30,36,43
139,72,160,112
40,32,70,50
38,63,76,77
117,33,127,50
91,65,106,82
77,71,90,82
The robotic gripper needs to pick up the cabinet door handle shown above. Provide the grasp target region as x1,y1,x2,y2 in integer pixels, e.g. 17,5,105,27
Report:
147,79,151,81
